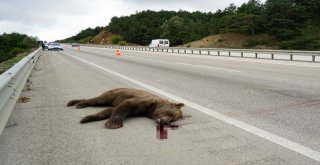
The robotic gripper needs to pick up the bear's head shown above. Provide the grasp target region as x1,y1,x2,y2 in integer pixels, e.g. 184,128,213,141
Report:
153,102,184,125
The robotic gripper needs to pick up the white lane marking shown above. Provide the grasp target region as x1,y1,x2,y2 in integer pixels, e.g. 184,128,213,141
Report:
114,54,241,73
65,53,320,162
176,62,241,73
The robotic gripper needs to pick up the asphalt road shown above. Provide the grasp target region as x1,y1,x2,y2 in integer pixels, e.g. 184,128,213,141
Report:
0,45,319,165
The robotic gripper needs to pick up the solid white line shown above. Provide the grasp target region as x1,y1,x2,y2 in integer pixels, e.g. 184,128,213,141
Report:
176,62,241,73
65,53,320,162
116,54,241,73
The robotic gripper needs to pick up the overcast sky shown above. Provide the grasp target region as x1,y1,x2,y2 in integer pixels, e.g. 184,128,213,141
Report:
0,0,265,41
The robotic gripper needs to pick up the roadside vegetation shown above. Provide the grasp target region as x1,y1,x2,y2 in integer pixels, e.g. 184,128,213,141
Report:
0,33,38,63
60,0,320,50
0,52,28,74
0,33,38,74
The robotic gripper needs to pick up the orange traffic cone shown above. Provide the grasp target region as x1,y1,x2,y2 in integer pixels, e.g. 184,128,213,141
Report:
116,49,121,56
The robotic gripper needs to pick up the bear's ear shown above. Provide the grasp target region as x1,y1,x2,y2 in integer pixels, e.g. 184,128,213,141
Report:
175,103,184,108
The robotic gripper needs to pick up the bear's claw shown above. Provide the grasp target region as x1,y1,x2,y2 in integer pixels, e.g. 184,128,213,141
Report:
105,120,123,129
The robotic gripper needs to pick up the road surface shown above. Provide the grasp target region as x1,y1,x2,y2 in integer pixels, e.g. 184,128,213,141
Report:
0,45,319,164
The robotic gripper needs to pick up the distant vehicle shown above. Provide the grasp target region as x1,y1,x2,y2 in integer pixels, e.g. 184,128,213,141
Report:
48,43,63,51
149,39,170,47
71,43,80,47
44,43,48,49
43,41,48,49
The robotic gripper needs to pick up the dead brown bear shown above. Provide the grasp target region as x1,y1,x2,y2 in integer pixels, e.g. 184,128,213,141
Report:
67,88,184,129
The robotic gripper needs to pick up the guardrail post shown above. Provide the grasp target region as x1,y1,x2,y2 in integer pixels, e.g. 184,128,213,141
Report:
162,49,164,52
184,50,186,54
312,55,315,62
218,51,220,56
167,49,169,52
191,50,193,54
241,52,243,57
228,52,231,56
271,54,274,59
290,54,293,61
208,51,210,55
255,53,258,58
199,50,201,55
178,49,180,53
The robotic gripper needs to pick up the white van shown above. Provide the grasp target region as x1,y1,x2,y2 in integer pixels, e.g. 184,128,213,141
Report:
149,39,170,47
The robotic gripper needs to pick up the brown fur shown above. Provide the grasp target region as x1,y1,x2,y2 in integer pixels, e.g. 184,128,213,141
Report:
67,88,184,129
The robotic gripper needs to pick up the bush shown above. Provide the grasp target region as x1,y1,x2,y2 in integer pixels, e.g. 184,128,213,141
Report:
79,36,94,44
0,33,38,62
243,38,267,48
0,48,26,63
280,36,320,50
111,35,123,44
270,28,296,40
9,48,26,56
118,41,127,46
0,53,27,74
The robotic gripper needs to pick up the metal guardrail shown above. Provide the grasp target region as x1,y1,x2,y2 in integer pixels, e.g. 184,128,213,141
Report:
0,48,41,135
80,44,320,62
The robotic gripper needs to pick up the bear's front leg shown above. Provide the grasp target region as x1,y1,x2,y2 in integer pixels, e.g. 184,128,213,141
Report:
80,107,114,123
105,116,124,129
104,100,132,129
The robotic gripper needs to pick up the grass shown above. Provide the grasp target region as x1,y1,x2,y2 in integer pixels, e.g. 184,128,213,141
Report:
0,52,28,74
181,32,277,49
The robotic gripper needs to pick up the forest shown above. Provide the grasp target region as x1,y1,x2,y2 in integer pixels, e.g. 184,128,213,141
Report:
60,0,320,50
0,33,38,63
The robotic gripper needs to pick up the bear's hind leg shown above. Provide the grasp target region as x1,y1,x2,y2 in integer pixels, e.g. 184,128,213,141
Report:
80,108,114,123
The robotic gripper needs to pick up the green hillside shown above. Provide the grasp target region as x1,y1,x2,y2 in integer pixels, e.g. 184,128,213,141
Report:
60,0,320,50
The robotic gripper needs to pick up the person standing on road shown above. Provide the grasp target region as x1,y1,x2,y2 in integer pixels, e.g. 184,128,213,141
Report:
41,42,45,50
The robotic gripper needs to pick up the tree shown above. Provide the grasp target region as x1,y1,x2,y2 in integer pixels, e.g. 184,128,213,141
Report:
237,0,264,36
161,16,186,46
263,0,309,40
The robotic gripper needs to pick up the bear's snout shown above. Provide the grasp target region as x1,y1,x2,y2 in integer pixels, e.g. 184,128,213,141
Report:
157,116,172,125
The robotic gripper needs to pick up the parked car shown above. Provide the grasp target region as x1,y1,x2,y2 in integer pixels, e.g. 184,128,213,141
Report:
149,39,170,47
48,43,63,51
